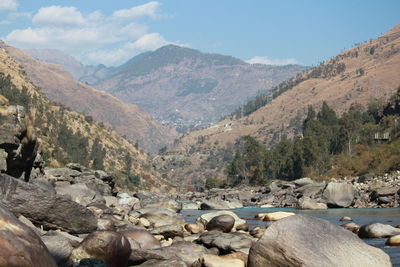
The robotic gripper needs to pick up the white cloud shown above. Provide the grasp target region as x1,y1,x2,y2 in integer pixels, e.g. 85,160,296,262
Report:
246,56,300,66
32,6,86,27
112,1,163,20
0,0,18,12
85,33,174,66
4,2,176,66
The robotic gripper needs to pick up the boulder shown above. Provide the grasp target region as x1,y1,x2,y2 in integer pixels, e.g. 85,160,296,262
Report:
322,182,355,208
119,229,161,249
117,192,139,207
141,197,182,212
297,197,327,210
41,233,73,265
250,227,267,239
358,223,400,238
0,203,57,267
386,235,400,246
197,210,247,231
196,231,253,254
293,177,314,187
185,222,205,234
182,202,199,210
70,231,131,267
137,259,186,267
0,148,7,172
136,208,185,227
151,224,184,239
55,183,105,206
340,216,352,222
200,199,231,210
340,222,360,233
206,214,235,233
0,173,97,233
193,254,245,267
259,211,295,221
248,215,392,267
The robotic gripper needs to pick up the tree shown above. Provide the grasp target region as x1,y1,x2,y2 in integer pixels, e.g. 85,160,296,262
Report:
317,101,338,126
91,137,106,170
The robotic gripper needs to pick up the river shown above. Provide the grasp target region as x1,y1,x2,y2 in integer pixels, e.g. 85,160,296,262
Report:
182,207,400,266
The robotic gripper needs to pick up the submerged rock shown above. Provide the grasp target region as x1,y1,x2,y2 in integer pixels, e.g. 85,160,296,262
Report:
248,215,391,267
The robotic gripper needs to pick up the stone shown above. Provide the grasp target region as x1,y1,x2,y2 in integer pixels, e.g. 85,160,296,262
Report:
76,258,108,267
250,227,266,239
197,210,247,231
41,233,73,265
182,202,199,210
119,229,161,249
196,231,253,254
138,217,151,228
206,214,235,233
117,192,139,207
70,231,131,267
259,211,295,221
137,208,185,227
194,254,245,267
297,197,328,210
97,218,115,231
137,259,186,267
260,204,274,208
293,177,314,187
55,183,105,206
141,197,182,212
358,223,400,238
103,196,119,207
0,173,97,233
386,235,400,246
151,224,184,239
322,182,355,208
200,199,231,210
295,183,325,198
340,216,352,221
340,222,360,233
0,148,7,172
0,203,57,267
248,215,392,267
185,222,205,234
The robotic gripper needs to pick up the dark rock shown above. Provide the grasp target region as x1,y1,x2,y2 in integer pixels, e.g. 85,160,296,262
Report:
137,259,186,267
358,223,400,238
196,230,253,254
41,233,73,265
119,229,161,249
358,173,375,183
322,182,355,208
151,224,184,239
76,258,108,267
295,183,325,198
248,215,391,267
206,214,235,232
0,203,57,267
70,231,131,267
0,173,97,233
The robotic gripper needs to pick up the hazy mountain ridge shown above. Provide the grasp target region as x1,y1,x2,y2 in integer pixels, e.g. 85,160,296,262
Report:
155,24,400,190
11,45,177,153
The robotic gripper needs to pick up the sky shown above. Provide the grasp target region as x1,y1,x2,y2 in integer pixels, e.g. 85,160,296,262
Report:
0,0,399,66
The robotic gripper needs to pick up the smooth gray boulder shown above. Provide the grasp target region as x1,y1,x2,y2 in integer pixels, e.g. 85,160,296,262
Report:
206,214,235,232
56,183,105,206
297,197,327,210
248,215,391,267
0,173,97,233
358,223,400,238
323,182,355,208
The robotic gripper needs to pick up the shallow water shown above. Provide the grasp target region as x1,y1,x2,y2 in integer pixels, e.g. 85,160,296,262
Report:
181,207,400,266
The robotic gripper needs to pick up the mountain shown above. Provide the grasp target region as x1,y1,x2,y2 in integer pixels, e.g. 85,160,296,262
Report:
0,41,175,192
83,45,307,132
155,24,400,190
7,45,177,153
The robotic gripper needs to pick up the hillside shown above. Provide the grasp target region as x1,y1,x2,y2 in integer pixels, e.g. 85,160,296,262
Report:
0,43,175,192
156,24,400,190
6,44,177,154
88,45,307,132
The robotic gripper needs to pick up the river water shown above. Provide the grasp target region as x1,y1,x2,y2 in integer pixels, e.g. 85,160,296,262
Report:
182,207,400,266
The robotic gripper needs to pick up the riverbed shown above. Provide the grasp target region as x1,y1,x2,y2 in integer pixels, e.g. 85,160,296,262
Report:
182,207,400,266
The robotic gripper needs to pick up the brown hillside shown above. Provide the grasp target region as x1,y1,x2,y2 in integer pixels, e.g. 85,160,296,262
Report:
157,24,400,190
3,44,177,154
0,43,175,192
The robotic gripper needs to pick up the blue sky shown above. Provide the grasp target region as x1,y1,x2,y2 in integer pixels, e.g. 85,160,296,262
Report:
0,0,399,66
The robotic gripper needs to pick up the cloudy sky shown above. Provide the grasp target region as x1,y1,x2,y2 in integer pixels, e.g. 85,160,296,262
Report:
0,0,399,66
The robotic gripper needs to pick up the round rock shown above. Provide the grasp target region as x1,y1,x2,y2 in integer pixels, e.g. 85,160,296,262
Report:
206,214,235,233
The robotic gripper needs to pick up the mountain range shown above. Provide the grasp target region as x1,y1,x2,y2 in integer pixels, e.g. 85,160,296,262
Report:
155,24,400,189
26,45,307,132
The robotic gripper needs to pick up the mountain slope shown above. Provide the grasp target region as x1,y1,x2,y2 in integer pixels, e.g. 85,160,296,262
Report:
0,42,175,192
90,45,307,131
6,44,177,153
156,24,400,190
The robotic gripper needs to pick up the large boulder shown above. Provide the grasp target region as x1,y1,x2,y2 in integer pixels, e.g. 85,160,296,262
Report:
0,203,57,267
258,211,295,221
297,197,327,210
0,173,97,233
55,183,105,206
200,199,231,210
358,223,400,238
322,182,355,208
206,214,235,233
197,210,247,231
134,208,185,227
70,231,131,267
119,229,161,249
151,224,184,239
41,233,73,266
196,231,253,254
248,215,391,267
